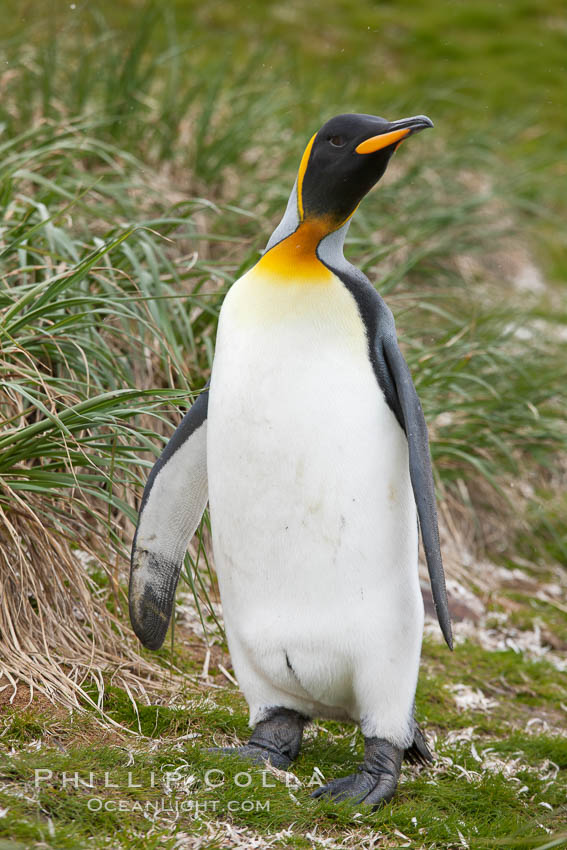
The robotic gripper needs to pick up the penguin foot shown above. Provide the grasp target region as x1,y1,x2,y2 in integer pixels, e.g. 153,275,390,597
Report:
210,707,308,770
209,743,293,770
311,737,403,808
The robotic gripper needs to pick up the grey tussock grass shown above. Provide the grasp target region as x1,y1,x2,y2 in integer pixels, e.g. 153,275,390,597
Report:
1,1,566,848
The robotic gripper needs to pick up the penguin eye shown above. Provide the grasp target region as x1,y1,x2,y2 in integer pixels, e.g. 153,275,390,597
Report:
328,135,346,148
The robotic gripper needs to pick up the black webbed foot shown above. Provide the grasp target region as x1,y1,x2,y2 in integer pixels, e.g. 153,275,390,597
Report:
311,737,403,808
210,707,308,770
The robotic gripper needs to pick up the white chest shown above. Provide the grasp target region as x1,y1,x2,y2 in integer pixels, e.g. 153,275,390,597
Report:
209,269,382,484
206,266,416,588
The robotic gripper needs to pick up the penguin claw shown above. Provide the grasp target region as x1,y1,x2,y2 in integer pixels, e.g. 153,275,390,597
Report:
311,770,397,808
208,744,292,770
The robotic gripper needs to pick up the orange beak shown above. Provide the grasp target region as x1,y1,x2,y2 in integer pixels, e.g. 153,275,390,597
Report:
355,115,433,155
355,127,412,154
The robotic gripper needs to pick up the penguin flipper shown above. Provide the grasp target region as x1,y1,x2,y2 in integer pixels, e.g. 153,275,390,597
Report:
129,386,209,650
382,335,453,650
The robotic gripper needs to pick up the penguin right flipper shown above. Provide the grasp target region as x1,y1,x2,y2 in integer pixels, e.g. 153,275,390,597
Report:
381,333,453,650
129,386,209,650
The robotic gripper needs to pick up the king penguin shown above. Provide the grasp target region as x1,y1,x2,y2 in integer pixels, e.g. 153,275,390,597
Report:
129,112,453,807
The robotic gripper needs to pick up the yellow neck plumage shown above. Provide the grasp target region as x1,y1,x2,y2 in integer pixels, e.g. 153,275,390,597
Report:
256,219,333,282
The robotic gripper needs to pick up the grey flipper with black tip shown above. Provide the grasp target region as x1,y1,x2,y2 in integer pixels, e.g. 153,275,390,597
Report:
129,386,209,650
317,231,453,650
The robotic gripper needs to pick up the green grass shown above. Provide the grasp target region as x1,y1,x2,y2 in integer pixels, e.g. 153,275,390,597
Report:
1,656,566,848
1,1,566,848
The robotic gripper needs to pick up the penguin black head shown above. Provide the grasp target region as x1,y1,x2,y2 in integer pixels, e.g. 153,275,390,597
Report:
298,113,433,228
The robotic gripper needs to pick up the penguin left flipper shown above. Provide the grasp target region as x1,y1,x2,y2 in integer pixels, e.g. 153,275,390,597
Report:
381,332,453,650
129,386,209,650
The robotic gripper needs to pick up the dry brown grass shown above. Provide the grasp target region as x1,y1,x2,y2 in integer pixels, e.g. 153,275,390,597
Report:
0,485,175,723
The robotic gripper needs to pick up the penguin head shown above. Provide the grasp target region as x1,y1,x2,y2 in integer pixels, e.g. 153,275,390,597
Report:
298,113,433,228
